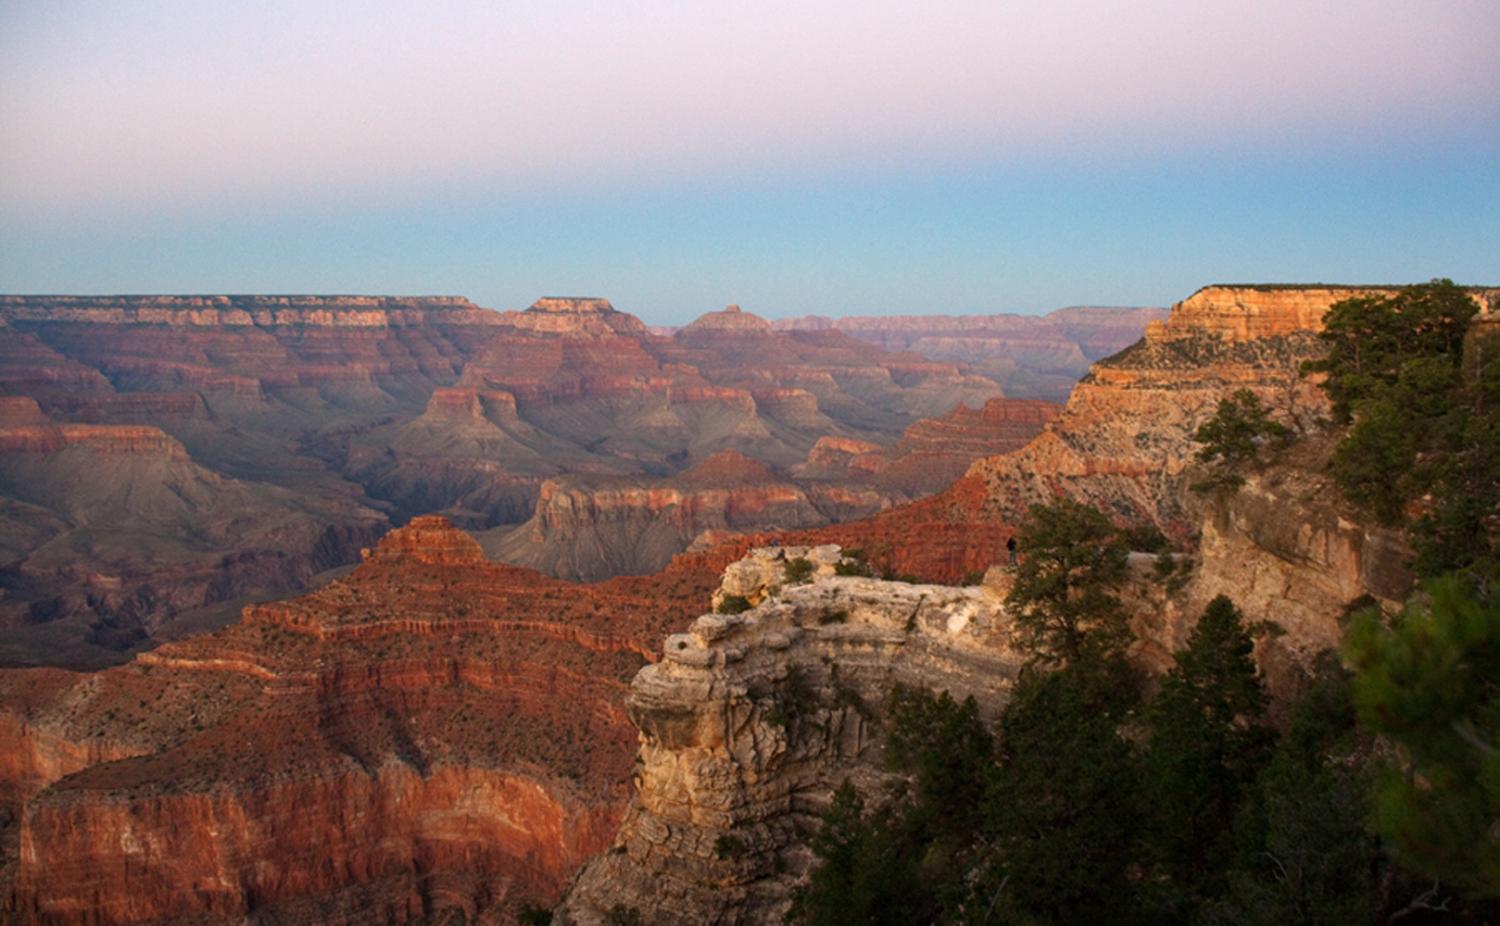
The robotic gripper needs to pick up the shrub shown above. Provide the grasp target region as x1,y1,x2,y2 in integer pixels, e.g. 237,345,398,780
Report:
717,594,753,615
714,834,746,859
1124,522,1171,554
785,557,816,584
1192,389,1290,493
518,904,553,925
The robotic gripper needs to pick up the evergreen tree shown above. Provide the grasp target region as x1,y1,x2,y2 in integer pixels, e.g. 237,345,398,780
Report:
973,656,1142,924
1193,389,1290,490
790,781,932,925
885,686,994,840
1140,596,1273,905
1305,279,1477,424
1412,323,1500,584
1345,579,1500,898
1006,498,1131,665
1216,659,1381,926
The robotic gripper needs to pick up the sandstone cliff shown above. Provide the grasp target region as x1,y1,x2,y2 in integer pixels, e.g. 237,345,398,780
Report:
558,545,1026,924
959,285,1379,535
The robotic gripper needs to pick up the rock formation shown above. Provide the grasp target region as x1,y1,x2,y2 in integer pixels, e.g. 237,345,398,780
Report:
486,452,889,581
772,305,1170,401
0,516,738,924
4,283,1484,925
796,397,1060,496
557,545,1026,925
0,406,385,667
2,293,1144,664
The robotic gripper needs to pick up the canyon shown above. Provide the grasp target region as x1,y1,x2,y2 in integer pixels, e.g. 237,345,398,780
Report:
1,295,1135,667
4,283,1489,923
0,515,740,925
770,305,1169,402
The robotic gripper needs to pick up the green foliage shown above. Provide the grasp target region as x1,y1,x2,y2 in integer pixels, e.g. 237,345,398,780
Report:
1412,326,1500,584
836,548,872,576
886,686,993,837
716,594,752,615
1305,280,1498,579
1329,394,1420,524
1006,498,1131,664
1139,596,1273,905
785,556,816,584
1216,659,1382,925
1345,578,1500,897
1123,522,1171,554
976,656,1143,923
1194,388,1291,476
713,834,746,859
789,781,933,926
1305,279,1477,424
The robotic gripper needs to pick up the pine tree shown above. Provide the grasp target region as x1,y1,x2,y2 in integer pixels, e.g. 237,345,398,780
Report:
1216,659,1381,926
1005,498,1131,665
974,656,1142,924
1345,579,1500,898
1193,389,1290,490
1139,596,1273,908
790,778,936,925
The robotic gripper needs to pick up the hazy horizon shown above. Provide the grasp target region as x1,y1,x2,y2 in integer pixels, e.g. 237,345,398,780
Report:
3,0,1497,324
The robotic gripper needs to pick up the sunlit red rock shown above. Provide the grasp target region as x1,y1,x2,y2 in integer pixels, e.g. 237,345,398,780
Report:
0,517,742,924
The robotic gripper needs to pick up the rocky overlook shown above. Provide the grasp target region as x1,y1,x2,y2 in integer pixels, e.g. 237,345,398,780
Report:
558,545,1026,924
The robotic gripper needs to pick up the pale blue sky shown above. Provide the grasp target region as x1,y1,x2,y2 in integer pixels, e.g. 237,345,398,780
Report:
2,1,1497,324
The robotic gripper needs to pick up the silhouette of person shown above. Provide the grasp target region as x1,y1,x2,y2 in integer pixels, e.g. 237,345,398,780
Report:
1006,536,1018,565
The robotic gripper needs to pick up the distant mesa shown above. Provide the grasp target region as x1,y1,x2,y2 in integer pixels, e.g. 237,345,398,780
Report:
361,514,487,567
680,303,773,333
527,297,617,314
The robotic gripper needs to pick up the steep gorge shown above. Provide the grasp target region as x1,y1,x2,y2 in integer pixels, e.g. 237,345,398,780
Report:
0,517,740,924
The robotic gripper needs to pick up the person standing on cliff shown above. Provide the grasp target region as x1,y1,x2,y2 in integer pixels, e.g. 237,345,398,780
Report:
1006,535,1018,565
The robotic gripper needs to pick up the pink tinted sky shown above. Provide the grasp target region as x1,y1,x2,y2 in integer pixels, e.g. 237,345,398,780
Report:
1,0,1496,319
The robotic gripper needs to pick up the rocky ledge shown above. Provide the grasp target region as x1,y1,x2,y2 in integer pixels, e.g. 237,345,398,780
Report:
557,545,1024,925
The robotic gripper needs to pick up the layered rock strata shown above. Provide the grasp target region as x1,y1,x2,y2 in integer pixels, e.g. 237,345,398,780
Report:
0,517,736,924
2,294,1087,662
772,305,1170,401
487,452,892,582
558,545,1025,924
960,285,1383,535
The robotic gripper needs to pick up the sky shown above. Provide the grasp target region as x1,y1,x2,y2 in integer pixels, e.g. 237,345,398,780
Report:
1,1,1497,325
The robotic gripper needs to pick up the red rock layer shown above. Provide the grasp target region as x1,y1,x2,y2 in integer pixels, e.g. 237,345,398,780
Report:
0,424,187,457
0,517,740,925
